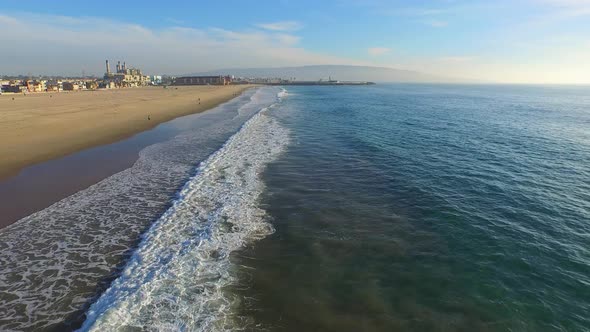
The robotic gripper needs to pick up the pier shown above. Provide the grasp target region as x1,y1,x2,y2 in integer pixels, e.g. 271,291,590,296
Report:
264,80,375,86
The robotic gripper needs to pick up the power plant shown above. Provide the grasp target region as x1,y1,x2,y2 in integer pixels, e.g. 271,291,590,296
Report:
104,59,150,87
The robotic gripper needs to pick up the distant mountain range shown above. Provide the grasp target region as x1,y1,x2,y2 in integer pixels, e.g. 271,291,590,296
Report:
188,65,466,83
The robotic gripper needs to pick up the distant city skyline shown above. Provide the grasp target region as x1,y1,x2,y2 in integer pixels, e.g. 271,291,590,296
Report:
1,0,590,83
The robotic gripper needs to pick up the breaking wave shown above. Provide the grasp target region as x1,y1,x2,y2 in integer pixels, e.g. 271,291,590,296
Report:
79,94,289,331
0,87,284,331
277,88,288,99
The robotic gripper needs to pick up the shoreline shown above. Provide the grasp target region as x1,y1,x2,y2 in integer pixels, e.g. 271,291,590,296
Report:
0,85,255,181
0,87,281,331
0,85,255,228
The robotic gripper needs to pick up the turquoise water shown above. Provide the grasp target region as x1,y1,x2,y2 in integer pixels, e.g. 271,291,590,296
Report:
234,85,590,331
2,85,589,331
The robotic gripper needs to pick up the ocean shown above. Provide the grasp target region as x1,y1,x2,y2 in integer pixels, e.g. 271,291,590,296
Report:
1,84,589,331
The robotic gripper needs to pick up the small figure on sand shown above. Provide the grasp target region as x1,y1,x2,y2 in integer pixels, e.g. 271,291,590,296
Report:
147,115,151,121
198,97,201,104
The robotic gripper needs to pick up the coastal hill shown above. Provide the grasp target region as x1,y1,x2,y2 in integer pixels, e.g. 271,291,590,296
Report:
189,65,462,83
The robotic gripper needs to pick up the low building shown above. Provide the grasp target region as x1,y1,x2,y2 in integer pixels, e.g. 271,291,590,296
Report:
62,82,79,91
85,81,98,90
1,85,16,93
173,76,232,86
1,85,25,93
46,80,63,91
26,80,46,92
46,84,59,92
99,81,117,89
150,75,162,85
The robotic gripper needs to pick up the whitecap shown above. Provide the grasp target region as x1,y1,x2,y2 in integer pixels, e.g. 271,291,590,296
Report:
79,94,289,331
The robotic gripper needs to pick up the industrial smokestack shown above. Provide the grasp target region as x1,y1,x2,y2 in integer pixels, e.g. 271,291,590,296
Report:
106,60,110,74
117,61,121,72
123,62,126,71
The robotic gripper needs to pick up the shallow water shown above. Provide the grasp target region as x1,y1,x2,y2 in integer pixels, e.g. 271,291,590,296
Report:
0,87,282,331
81,97,289,331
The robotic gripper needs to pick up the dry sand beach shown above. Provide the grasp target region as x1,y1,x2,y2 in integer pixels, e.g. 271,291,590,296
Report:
0,85,253,180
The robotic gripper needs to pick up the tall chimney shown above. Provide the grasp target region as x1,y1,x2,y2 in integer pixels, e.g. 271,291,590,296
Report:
123,62,126,72
106,60,110,74
117,61,121,72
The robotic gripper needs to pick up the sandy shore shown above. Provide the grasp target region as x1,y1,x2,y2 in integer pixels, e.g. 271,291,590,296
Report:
0,85,253,180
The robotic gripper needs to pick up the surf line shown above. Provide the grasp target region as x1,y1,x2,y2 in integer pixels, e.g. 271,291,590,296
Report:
79,88,289,331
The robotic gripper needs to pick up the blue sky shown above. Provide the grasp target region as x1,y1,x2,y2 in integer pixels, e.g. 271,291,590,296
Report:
1,0,590,83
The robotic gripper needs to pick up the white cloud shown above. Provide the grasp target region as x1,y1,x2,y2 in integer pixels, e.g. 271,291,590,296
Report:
368,47,391,56
0,13,359,76
255,21,303,31
274,33,301,45
0,14,19,24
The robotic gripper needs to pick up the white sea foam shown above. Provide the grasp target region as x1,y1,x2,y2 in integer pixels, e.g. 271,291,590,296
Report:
79,94,289,331
0,87,283,331
277,88,289,99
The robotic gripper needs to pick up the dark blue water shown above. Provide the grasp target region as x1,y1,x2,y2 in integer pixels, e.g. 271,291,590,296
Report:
235,84,590,331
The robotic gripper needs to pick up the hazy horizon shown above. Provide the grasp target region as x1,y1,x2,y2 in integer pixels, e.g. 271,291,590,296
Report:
1,1,590,84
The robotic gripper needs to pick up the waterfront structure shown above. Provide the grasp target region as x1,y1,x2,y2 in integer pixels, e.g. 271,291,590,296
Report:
0,78,101,93
173,76,232,86
104,59,150,87
85,81,98,90
62,82,79,91
0,84,26,93
26,80,46,92
150,75,162,85
46,84,60,92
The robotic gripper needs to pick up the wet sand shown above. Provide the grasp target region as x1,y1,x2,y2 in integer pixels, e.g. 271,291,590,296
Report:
0,85,253,228
0,85,252,180
0,115,179,228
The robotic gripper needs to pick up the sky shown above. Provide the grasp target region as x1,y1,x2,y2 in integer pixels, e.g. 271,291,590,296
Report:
1,0,590,83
